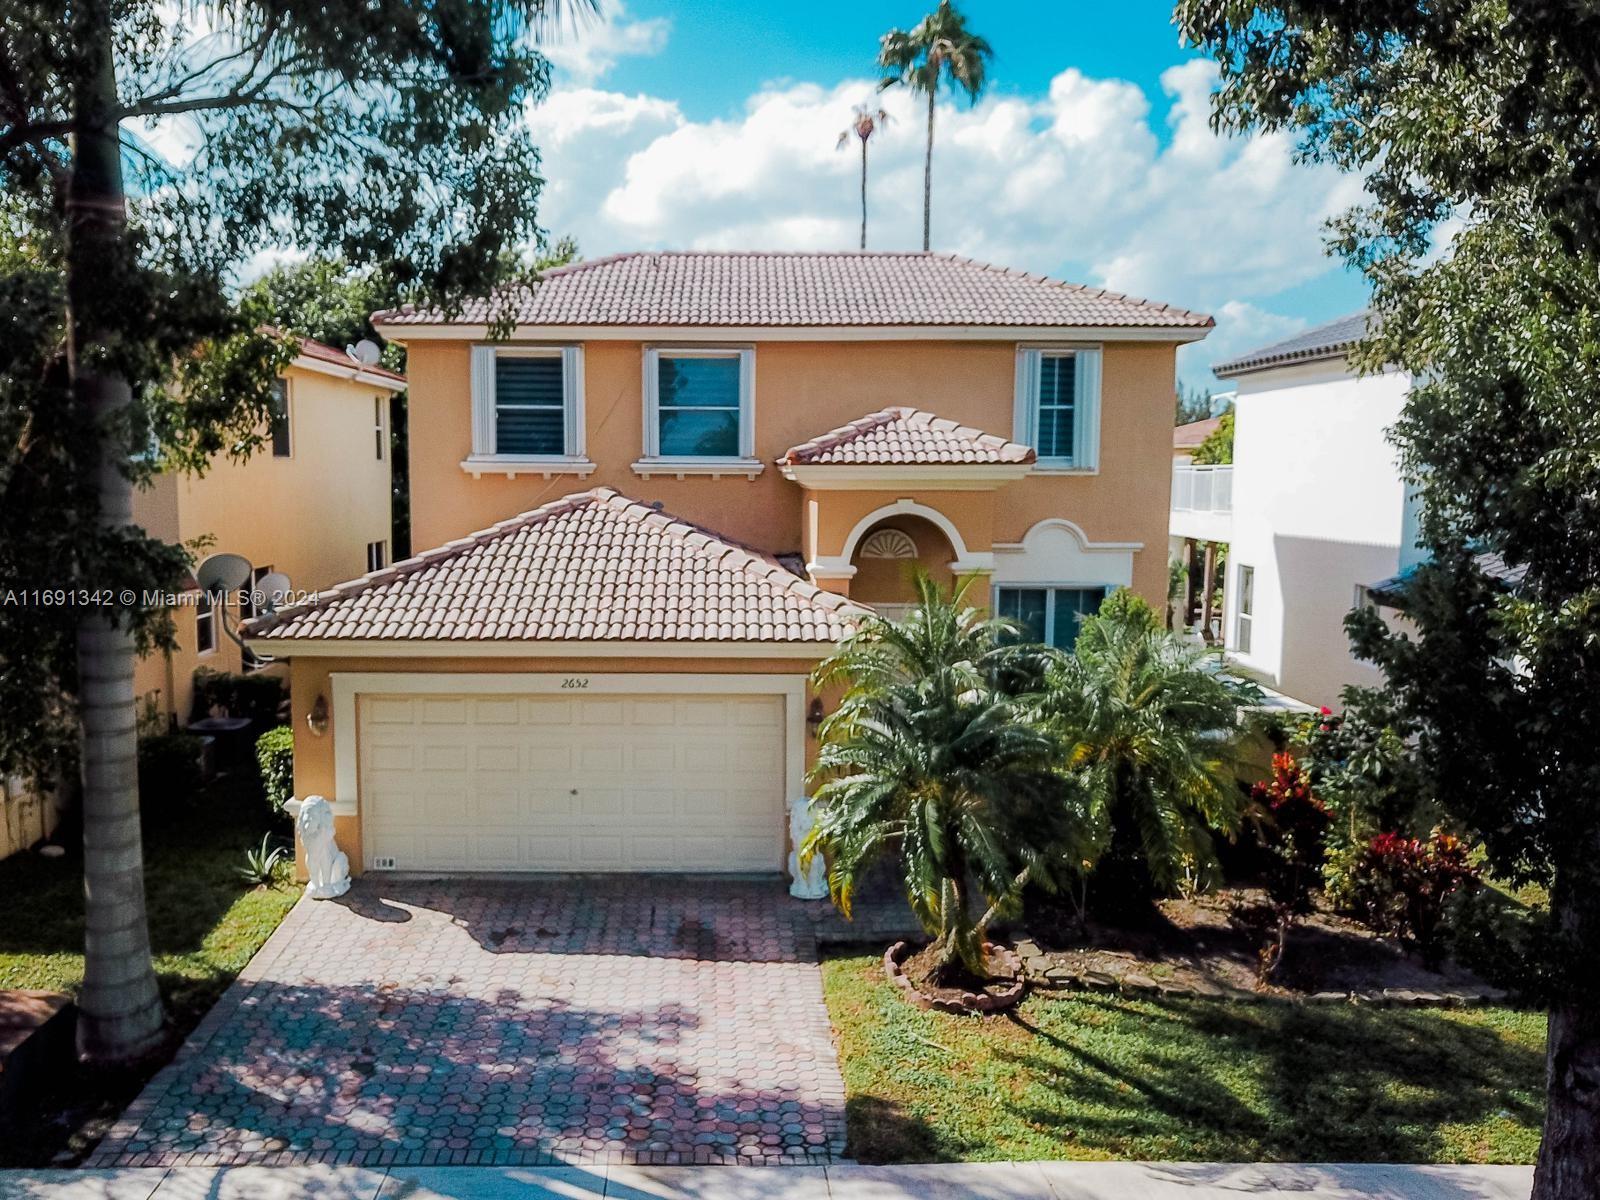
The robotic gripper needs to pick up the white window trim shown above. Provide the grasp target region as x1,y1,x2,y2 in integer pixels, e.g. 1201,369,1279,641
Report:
196,594,218,657
366,541,387,573
639,346,756,465
1235,564,1255,654
270,378,293,459
992,582,1113,649
467,344,588,468
1013,344,1101,473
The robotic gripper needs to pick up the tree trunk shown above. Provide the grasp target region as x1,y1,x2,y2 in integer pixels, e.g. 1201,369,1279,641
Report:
67,0,166,1064
859,138,868,250
922,89,935,251
1533,885,1600,1199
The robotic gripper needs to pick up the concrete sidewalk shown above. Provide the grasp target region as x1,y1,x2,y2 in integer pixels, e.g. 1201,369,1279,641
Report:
0,1162,1534,1199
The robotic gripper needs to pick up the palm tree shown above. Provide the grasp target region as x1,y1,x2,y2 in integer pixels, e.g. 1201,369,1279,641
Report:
804,573,1091,980
1033,590,1256,918
877,1,993,251
837,104,891,250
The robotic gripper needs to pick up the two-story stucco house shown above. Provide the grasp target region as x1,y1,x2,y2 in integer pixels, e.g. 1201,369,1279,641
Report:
243,251,1211,879
133,335,405,726
1212,311,1423,709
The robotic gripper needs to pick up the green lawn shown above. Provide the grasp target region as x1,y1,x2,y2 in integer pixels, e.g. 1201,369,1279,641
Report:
823,951,1547,1165
0,775,300,1165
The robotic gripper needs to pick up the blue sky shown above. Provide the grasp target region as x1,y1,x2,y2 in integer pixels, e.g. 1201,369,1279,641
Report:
527,0,1372,391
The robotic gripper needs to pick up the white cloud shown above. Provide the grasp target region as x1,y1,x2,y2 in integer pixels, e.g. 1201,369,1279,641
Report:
540,3,670,85
1178,300,1307,389
525,60,1363,385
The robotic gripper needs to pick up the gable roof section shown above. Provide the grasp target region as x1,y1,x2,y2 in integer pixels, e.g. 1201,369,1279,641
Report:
1213,310,1372,378
374,251,1213,332
1173,416,1221,450
242,488,866,646
780,407,1036,466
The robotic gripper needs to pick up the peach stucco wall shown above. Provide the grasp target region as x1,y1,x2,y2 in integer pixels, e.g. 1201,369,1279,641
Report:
404,338,1178,606
288,653,819,874
131,363,395,723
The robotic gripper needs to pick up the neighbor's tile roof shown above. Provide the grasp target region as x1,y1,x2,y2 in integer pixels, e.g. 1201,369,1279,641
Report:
1173,416,1220,450
779,407,1036,467
1213,310,1372,377
242,488,866,645
293,335,406,384
373,251,1214,331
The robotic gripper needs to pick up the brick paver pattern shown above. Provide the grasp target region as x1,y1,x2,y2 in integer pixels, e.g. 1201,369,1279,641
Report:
88,878,850,1169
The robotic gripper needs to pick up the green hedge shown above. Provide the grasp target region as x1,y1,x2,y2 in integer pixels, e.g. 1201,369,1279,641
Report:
191,667,287,727
255,725,294,813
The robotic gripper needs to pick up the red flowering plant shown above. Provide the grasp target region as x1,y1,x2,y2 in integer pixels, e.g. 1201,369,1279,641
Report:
1350,830,1481,967
1248,752,1331,981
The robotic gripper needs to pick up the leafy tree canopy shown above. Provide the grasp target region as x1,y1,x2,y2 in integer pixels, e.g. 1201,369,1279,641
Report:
0,0,581,776
1190,409,1233,465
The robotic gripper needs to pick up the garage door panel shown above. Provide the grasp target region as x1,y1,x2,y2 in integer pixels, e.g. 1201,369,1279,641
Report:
359,689,786,873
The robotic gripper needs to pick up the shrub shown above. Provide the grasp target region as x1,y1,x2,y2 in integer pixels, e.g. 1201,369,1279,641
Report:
1349,830,1481,966
190,667,288,728
1250,752,1330,980
255,725,294,813
237,833,289,887
137,731,205,805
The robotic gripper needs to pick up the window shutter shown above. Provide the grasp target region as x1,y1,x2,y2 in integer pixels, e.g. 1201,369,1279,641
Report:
1074,348,1102,471
738,348,756,457
1013,348,1040,445
562,346,585,458
470,345,497,455
642,348,661,457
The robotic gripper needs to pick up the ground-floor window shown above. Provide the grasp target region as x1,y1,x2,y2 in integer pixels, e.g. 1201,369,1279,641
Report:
1235,564,1255,653
994,586,1110,650
195,592,216,655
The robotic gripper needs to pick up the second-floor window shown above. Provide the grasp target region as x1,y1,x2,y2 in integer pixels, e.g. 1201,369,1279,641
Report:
196,592,217,655
468,346,585,460
269,379,291,457
643,348,755,460
1015,346,1101,470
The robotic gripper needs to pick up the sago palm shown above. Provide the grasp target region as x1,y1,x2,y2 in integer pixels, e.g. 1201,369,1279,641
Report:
805,573,1090,978
877,1,993,251
1036,591,1254,913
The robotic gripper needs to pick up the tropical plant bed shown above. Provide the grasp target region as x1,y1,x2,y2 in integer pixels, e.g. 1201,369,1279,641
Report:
884,941,1025,1014
1017,887,1504,1005
822,949,1545,1164
0,773,300,1166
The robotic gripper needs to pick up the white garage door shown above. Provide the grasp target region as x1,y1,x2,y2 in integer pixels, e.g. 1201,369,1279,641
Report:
358,691,787,873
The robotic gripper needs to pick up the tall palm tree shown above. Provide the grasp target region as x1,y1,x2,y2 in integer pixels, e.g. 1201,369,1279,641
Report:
877,1,993,251
1033,591,1255,917
805,574,1091,979
837,104,890,250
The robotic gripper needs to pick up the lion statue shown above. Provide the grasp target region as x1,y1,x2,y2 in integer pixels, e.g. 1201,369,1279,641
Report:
292,795,350,900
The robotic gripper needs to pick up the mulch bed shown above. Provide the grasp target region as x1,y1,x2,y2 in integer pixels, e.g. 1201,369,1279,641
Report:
884,941,1026,1014
1015,887,1507,1006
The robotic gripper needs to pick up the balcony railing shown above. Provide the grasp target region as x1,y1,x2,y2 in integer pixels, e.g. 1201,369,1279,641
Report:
1172,463,1233,514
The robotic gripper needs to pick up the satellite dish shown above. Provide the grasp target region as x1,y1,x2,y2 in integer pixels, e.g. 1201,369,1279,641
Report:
196,553,251,595
348,339,381,366
255,571,293,612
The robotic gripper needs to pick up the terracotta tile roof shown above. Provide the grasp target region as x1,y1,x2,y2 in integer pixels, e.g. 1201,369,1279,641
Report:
779,407,1036,467
1173,416,1221,450
242,488,866,645
292,335,407,384
374,251,1213,331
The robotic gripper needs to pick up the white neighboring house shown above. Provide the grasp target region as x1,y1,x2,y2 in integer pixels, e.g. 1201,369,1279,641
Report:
1212,311,1423,710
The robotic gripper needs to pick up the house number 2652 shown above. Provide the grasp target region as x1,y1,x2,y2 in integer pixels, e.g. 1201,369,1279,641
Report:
560,677,590,689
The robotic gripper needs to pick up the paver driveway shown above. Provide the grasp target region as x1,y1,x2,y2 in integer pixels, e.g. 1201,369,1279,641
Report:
88,877,848,1169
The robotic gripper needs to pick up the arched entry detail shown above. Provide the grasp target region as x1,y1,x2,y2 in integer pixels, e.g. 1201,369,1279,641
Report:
839,499,974,565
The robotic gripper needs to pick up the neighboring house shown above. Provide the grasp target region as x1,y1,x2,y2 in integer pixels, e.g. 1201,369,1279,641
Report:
1172,415,1221,463
132,336,404,726
1211,311,1421,710
243,250,1212,878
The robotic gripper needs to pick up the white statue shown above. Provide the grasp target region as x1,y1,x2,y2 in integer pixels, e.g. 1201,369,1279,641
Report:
788,796,828,900
287,795,350,900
